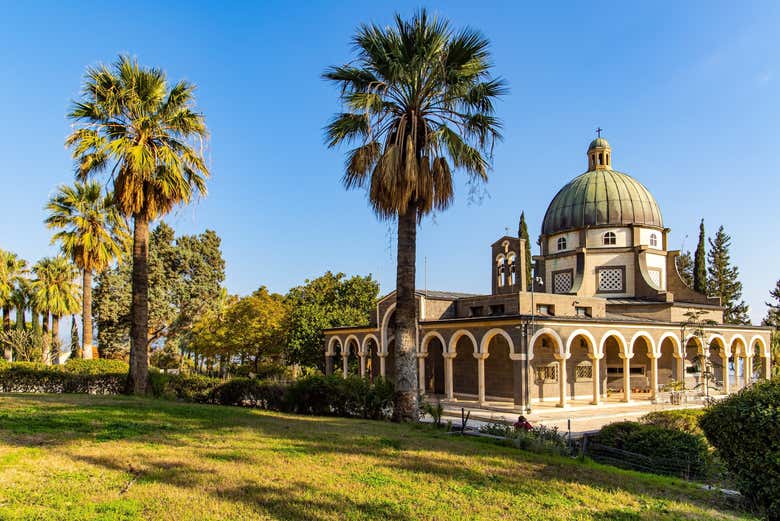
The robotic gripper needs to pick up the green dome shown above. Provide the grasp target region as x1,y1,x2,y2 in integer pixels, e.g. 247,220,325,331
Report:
588,137,610,150
542,169,663,236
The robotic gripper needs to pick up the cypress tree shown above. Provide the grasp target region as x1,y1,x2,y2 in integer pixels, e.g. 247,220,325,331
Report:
676,250,694,288
518,211,532,288
707,225,750,324
70,315,81,358
763,279,780,329
693,219,707,293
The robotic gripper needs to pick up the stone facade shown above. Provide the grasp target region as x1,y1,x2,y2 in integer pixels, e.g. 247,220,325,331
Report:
323,137,773,411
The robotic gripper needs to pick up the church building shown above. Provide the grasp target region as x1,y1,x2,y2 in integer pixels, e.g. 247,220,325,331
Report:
323,136,772,411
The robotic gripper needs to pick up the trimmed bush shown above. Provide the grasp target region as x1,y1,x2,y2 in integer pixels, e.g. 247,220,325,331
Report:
147,370,221,402
595,421,711,479
0,361,126,394
208,378,286,410
700,378,780,518
284,375,394,419
640,409,704,436
63,358,129,375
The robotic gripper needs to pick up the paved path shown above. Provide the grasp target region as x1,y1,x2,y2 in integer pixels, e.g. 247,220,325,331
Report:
436,398,705,436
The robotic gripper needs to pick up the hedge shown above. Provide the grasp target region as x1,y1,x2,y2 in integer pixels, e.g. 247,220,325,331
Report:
639,409,705,436
0,359,127,394
700,378,780,519
0,362,396,420
594,421,711,479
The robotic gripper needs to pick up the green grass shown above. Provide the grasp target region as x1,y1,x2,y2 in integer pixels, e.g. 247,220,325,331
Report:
0,394,754,520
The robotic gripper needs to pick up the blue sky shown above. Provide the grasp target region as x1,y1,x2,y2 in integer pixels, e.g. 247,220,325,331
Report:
0,1,778,323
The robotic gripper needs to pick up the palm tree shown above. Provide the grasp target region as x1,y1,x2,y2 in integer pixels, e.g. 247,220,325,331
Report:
0,250,28,360
10,278,32,330
32,257,80,364
66,56,209,392
45,181,129,360
324,10,505,420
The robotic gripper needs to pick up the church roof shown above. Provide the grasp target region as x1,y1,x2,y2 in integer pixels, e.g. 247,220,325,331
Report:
541,138,663,235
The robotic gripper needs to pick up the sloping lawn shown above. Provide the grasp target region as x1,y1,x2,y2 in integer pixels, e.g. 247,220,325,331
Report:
0,394,753,520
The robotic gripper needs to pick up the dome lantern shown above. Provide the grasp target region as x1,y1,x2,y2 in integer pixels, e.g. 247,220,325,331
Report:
588,130,611,170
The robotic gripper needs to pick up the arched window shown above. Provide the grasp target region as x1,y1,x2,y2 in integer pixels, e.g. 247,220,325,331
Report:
496,255,506,287
507,253,517,285
603,231,617,245
557,237,567,251
649,233,658,247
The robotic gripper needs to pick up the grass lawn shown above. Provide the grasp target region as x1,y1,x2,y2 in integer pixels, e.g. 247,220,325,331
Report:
0,394,753,521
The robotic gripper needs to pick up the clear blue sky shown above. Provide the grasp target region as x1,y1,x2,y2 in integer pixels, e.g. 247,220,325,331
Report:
1,1,778,324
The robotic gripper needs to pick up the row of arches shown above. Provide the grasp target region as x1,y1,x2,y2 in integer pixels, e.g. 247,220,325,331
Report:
325,327,771,408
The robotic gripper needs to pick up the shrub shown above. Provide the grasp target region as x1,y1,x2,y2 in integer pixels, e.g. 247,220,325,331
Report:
595,421,711,479
284,375,394,419
208,378,286,410
63,358,129,375
640,409,704,436
147,370,221,402
700,378,780,518
0,361,126,394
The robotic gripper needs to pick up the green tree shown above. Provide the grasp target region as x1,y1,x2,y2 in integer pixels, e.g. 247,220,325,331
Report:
693,219,707,293
67,56,210,393
0,251,28,360
45,181,129,360
764,279,780,329
707,226,749,324
92,223,225,361
324,10,505,420
285,271,379,368
32,257,80,363
676,250,694,288
518,211,532,288
10,278,32,330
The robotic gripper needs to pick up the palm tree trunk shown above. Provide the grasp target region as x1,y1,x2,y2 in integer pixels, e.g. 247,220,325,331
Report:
82,269,94,359
2,307,11,361
15,306,25,330
51,314,60,364
41,312,49,364
393,201,419,421
129,215,150,394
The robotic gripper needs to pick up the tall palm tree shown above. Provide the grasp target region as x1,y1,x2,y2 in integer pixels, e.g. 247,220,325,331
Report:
32,257,80,364
66,56,209,393
10,278,32,330
0,251,28,360
324,10,505,420
45,181,129,360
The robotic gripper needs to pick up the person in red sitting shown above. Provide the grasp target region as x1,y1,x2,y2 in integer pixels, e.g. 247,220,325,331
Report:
514,415,533,432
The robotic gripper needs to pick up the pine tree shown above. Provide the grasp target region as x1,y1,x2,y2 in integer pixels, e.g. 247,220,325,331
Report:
518,212,532,288
70,315,80,358
676,250,694,288
693,219,707,293
707,225,750,324
763,279,780,329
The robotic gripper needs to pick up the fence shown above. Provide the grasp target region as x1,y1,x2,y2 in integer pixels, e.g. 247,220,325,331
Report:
580,437,701,480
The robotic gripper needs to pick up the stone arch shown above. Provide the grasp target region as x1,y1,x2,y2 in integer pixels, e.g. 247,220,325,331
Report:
565,329,598,358
344,335,360,355
630,332,655,358
362,334,379,354
448,329,479,355
529,328,564,361
450,329,478,396
480,328,514,355
326,336,342,356
380,304,396,355
750,335,769,358
599,330,629,358
658,332,682,358
483,330,514,399
707,334,728,389
421,331,446,354
730,334,748,354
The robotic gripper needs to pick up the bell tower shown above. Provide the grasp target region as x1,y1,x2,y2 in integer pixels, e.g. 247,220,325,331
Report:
491,235,527,294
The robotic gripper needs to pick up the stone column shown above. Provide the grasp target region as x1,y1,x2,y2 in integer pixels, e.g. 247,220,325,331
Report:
649,354,659,403
590,354,601,405
722,351,730,394
475,353,488,405
325,354,333,376
379,354,386,378
557,355,568,408
342,354,349,378
417,354,426,394
746,355,753,386
359,352,366,378
765,354,772,380
622,354,632,403
443,352,455,400
676,356,685,388
511,355,525,410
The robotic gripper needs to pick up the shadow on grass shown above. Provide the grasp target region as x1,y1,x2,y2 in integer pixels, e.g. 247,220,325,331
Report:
0,393,749,520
